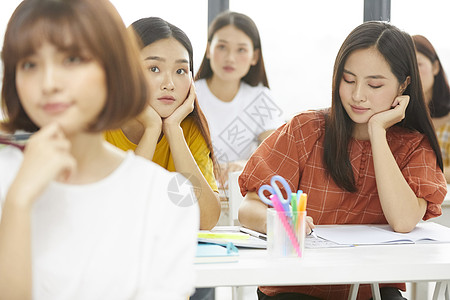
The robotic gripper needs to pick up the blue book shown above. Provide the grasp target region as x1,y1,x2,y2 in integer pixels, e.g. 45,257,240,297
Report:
195,242,239,264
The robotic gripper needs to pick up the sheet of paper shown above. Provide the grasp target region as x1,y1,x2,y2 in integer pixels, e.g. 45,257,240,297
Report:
304,235,352,248
313,222,450,245
372,222,450,243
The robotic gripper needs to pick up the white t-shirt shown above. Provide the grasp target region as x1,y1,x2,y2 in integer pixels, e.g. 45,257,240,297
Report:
0,147,199,300
196,79,284,164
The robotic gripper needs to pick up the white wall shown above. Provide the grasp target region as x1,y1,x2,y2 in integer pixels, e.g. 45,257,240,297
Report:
230,0,363,120
1,0,449,122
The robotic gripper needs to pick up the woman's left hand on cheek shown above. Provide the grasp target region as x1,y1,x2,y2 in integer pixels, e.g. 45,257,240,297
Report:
369,95,410,130
163,83,196,128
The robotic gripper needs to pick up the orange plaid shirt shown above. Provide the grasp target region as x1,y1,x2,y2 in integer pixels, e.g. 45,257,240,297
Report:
239,110,447,300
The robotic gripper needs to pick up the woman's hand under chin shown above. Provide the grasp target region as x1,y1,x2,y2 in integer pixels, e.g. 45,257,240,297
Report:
136,104,162,130
368,95,410,133
163,83,195,130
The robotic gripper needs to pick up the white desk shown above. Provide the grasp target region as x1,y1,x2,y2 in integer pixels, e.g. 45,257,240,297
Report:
195,243,450,290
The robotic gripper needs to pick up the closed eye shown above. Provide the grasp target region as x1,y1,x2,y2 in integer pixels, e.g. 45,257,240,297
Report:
343,78,354,84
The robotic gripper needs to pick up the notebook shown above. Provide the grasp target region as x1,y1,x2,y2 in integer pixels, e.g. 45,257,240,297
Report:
195,242,239,264
198,226,267,249
313,222,450,246
305,234,352,248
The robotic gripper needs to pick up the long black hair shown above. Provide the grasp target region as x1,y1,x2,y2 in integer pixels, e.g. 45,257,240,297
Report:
131,17,217,171
324,21,443,192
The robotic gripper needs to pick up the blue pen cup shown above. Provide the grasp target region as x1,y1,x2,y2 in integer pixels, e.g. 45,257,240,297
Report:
266,208,306,258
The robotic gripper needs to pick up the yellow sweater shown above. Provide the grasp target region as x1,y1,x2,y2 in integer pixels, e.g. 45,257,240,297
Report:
436,123,450,166
104,117,218,192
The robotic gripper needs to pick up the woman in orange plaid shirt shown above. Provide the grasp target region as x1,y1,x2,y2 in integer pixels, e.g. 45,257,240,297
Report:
238,22,446,300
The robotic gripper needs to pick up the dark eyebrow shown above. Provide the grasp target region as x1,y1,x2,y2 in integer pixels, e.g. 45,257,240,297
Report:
343,69,355,76
144,56,164,61
217,39,251,49
343,69,387,80
144,56,188,65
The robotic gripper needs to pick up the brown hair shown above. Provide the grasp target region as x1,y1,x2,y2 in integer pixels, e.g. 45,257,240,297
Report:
412,35,450,118
1,0,148,133
194,11,269,88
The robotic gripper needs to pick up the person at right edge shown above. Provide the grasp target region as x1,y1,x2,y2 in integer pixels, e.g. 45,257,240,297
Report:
238,22,447,300
413,34,450,182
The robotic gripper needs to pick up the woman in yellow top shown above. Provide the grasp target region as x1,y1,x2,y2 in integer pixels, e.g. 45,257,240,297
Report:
105,17,220,229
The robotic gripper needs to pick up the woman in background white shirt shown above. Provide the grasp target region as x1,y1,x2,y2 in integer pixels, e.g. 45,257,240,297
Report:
195,11,284,190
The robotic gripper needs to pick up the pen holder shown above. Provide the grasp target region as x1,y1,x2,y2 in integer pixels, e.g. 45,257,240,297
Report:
266,208,306,258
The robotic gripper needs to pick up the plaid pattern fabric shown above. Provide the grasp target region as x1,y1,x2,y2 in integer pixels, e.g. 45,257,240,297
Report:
436,123,450,167
239,110,447,300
